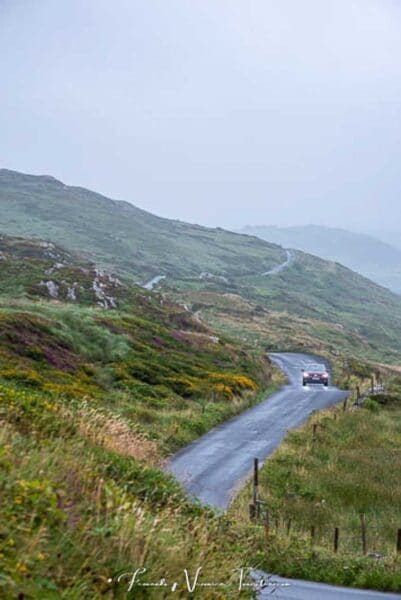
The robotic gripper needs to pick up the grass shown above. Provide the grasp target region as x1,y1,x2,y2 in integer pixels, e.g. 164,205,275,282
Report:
0,234,279,454
0,300,274,455
230,380,401,592
0,169,283,281
0,235,285,597
1,228,401,594
4,169,401,366
169,255,401,367
0,394,259,599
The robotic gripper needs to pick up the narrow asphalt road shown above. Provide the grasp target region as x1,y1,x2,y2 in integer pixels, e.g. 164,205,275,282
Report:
262,249,294,276
142,274,166,290
167,352,401,599
143,247,294,290
256,572,401,599
167,352,347,509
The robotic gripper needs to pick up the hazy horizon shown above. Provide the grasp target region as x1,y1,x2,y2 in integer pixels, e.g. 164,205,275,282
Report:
2,1,401,231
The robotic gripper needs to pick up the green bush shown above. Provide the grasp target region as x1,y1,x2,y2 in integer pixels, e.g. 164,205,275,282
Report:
364,398,380,412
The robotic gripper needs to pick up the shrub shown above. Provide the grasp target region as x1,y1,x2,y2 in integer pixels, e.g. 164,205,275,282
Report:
364,398,380,412
0,368,43,389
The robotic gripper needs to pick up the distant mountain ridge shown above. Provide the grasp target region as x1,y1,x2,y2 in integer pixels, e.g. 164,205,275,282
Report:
370,229,401,252
240,224,401,293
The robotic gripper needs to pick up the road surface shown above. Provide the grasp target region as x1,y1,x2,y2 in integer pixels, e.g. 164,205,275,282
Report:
167,352,347,509
255,572,401,599
142,249,294,291
142,274,166,290
167,353,401,599
262,249,294,276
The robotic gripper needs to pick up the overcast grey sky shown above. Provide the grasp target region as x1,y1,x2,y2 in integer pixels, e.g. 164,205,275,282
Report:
1,1,401,230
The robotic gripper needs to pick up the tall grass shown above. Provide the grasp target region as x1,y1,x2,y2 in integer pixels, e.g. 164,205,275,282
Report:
230,389,401,592
0,287,277,597
0,400,258,599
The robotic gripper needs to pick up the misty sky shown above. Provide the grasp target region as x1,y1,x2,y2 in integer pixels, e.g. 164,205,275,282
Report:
1,1,401,230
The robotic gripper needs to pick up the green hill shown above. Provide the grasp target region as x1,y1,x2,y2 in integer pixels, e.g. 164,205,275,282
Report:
0,169,283,282
0,235,278,597
3,169,401,364
240,224,401,293
0,233,273,454
172,248,401,364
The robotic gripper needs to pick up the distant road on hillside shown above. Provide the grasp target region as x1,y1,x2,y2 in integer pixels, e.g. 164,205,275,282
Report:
143,249,295,289
262,249,294,275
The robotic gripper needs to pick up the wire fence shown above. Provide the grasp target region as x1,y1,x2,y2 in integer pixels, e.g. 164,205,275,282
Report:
249,459,401,558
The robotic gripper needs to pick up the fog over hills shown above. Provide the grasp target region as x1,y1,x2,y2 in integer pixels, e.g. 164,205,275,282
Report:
370,229,401,253
241,224,401,294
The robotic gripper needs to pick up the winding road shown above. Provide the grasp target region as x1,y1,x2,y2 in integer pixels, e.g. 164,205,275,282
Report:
262,249,294,276
142,247,295,290
167,353,401,599
167,352,347,509
142,274,166,290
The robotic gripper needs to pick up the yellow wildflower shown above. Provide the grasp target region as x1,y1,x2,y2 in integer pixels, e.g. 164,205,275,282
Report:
16,562,28,574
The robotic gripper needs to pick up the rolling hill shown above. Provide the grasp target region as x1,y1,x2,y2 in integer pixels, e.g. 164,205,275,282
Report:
3,169,401,364
0,169,283,282
0,233,272,451
172,249,401,364
240,224,401,293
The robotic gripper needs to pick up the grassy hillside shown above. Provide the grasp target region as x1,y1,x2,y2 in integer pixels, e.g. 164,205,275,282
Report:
3,168,401,365
243,252,401,361
0,235,276,454
169,250,401,364
240,224,401,293
0,235,281,597
0,169,283,281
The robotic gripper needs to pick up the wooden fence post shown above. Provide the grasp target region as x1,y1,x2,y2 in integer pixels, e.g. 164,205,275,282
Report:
253,458,259,517
286,519,292,536
334,527,339,553
342,397,347,412
397,529,401,555
249,503,256,521
264,510,270,541
312,424,318,442
360,514,367,555
356,385,361,402
311,525,316,546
